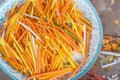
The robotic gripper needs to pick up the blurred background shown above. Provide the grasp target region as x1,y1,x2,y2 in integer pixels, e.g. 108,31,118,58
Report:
0,0,120,80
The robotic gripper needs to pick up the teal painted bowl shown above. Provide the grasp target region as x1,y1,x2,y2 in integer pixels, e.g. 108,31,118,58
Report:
0,0,103,80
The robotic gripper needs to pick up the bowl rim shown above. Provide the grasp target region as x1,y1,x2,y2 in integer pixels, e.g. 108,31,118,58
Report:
71,0,103,80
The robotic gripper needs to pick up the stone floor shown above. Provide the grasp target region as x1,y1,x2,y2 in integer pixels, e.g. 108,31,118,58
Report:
90,0,120,37
0,0,120,80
